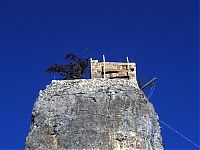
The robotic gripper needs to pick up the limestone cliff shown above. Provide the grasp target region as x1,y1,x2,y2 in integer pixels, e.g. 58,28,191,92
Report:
25,79,163,150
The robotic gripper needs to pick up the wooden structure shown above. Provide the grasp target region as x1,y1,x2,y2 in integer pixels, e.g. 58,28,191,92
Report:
90,56,137,81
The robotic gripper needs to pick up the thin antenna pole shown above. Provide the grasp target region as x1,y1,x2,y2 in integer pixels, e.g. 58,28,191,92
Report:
126,57,130,79
126,57,130,70
90,58,93,79
103,55,106,78
141,77,157,90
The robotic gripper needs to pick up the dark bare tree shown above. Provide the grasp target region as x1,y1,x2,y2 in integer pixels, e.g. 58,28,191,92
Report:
45,53,89,80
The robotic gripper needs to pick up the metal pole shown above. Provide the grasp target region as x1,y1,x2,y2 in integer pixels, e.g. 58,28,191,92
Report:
126,57,130,70
90,58,93,79
103,55,106,78
126,57,130,78
141,77,157,90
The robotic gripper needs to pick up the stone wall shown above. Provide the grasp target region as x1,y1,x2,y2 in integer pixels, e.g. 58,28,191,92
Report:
91,60,137,81
25,79,163,150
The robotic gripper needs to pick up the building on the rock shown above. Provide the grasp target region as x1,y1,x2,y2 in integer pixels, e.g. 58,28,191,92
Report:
90,55,137,81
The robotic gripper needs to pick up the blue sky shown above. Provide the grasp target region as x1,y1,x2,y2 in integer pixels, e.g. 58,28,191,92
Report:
0,0,199,149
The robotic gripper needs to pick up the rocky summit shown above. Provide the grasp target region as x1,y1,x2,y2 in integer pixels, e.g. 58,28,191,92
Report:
25,79,163,150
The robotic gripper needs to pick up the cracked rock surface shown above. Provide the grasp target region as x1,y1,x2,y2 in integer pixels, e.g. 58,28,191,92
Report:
25,79,163,150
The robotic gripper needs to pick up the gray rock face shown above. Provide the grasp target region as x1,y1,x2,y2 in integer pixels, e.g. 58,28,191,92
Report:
25,79,163,150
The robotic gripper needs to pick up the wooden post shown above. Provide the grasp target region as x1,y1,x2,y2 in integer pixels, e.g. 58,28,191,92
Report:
103,55,106,78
